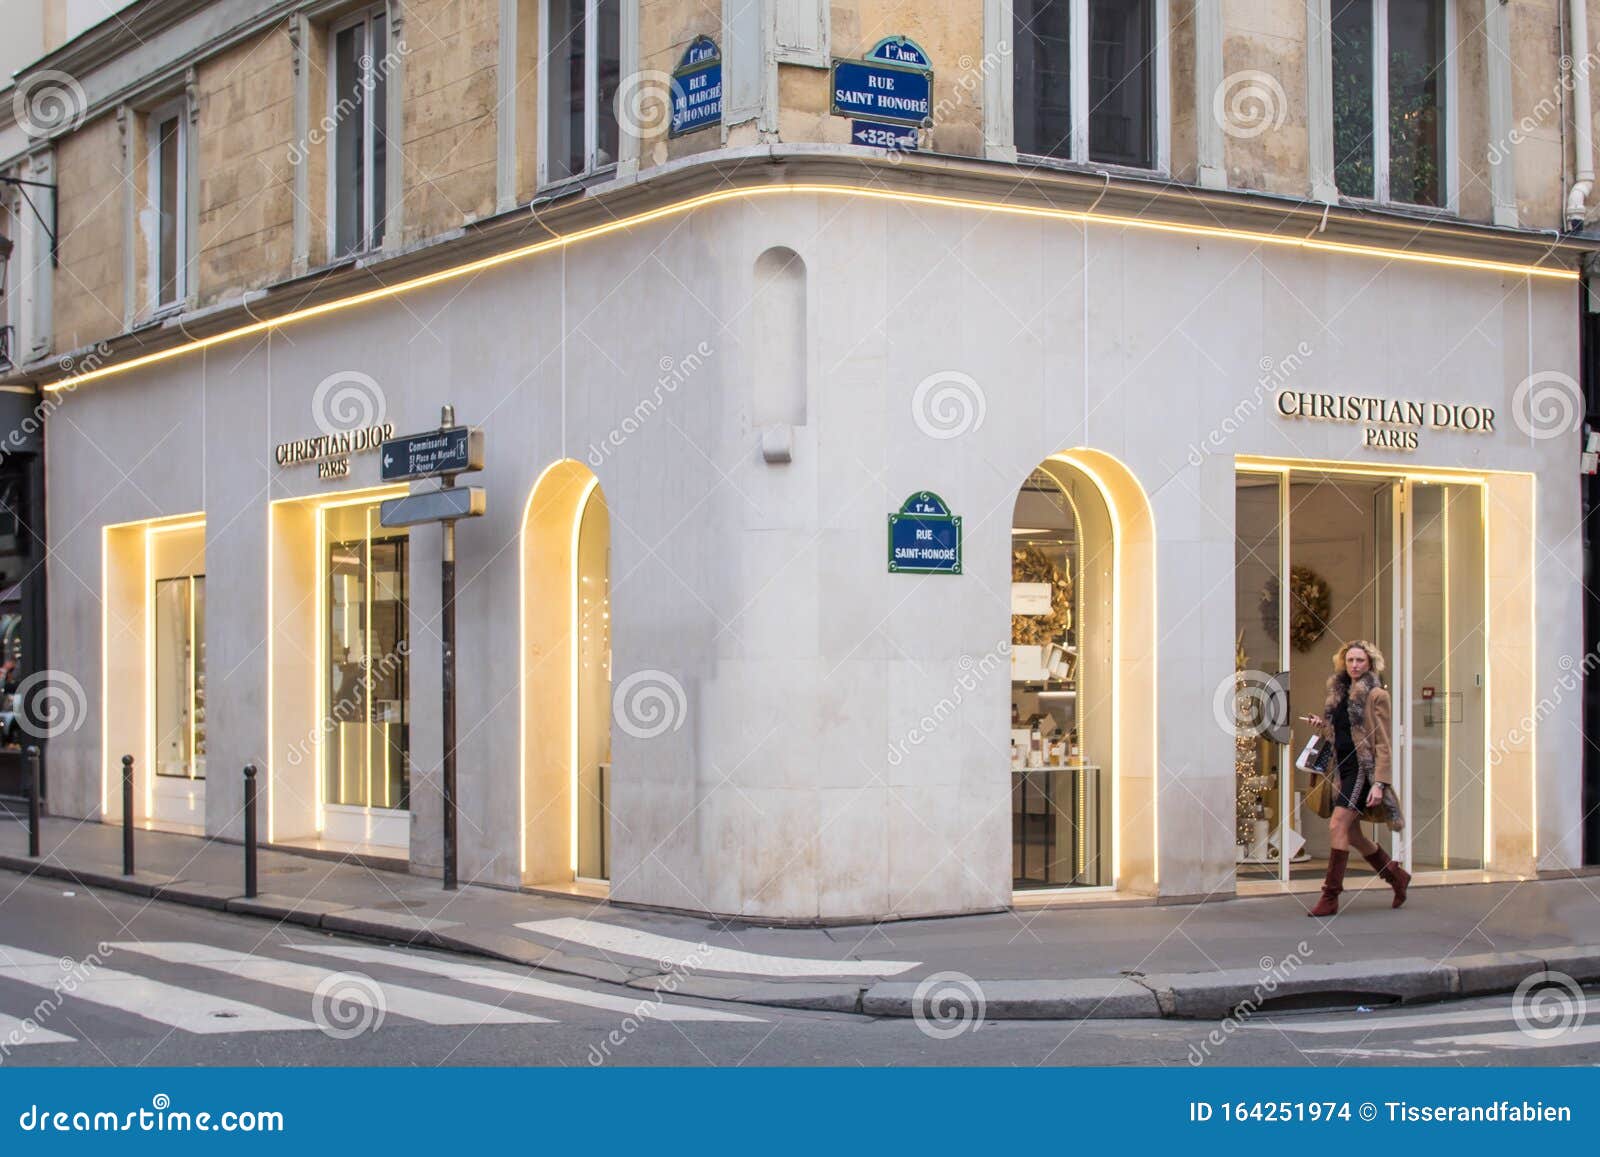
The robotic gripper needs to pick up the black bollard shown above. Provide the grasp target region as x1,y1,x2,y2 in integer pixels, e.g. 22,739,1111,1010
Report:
121,754,134,876
243,764,258,899
25,745,40,858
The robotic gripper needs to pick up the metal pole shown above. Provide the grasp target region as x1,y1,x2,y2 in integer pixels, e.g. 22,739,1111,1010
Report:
25,745,40,857
121,754,135,876
442,514,457,891
243,764,258,899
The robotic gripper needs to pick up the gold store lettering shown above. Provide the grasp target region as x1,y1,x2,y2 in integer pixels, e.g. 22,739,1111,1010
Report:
1274,390,1495,452
273,423,395,468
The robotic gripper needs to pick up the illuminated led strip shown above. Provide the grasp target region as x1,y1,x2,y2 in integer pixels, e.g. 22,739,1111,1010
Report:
42,184,1578,396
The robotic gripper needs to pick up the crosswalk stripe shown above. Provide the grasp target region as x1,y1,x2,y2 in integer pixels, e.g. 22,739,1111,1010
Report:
1417,1024,1600,1049
291,943,764,1022
1254,1006,1540,1035
110,943,552,1027
516,917,918,979
0,944,313,1034
0,1010,74,1046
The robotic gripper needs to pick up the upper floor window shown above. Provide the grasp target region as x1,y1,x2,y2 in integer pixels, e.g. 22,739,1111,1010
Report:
330,6,390,256
1013,0,1156,169
542,0,621,185
1332,0,1449,207
148,98,188,307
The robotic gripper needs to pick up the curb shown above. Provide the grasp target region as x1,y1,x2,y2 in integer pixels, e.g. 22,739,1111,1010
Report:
4,857,1597,1021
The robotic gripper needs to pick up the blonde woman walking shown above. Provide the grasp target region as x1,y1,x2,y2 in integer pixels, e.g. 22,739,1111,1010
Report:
1298,641,1411,917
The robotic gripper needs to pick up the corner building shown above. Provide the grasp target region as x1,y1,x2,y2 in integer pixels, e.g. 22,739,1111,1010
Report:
2,0,1593,921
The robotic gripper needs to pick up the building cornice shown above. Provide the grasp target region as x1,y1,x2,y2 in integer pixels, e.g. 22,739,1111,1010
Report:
8,147,1591,392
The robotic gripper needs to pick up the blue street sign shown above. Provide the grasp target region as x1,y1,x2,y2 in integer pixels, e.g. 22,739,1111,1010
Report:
670,36,721,137
831,61,931,126
381,425,483,482
888,491,962,575
851,120,917,150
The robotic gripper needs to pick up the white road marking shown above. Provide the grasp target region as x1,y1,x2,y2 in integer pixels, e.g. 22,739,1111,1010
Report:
1416,1025,1600,1050
1254,1006,1540,1034
0,1010,74,1046
1301,1046,1490,1059
111,942,550,1026
291,943,764,1023
0,944,312,1034
516,917,918,979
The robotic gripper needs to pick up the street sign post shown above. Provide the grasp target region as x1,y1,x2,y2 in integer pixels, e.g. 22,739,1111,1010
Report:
380,408,486,891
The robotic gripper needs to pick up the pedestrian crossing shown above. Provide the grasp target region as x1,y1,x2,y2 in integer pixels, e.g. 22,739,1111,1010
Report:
1250,999,1598,1058
0,937,764,1050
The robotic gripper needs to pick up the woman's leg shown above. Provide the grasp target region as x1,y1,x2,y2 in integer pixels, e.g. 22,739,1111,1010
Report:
1309,810,1355,917
1347,822,1378,856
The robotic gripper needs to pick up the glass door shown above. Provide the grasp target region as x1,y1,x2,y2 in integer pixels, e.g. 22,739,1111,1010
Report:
1401,480,1487,871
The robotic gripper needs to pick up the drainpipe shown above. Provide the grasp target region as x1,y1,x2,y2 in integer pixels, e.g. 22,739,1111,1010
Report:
1567,0,1594,231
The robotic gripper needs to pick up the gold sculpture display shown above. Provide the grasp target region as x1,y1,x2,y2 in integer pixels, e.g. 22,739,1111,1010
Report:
1011,544,1073,646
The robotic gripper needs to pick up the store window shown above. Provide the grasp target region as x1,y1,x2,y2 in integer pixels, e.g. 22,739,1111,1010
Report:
330,6,390,256
575,486,611,881
542,0,621,184
1331,0,1449,206
324,503,409,812
1012,0,1156,169
154,575,205,780
148,98,187,306
1010,466,1112,888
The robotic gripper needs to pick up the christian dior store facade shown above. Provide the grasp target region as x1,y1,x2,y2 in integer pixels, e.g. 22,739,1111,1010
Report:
37,178,1587,923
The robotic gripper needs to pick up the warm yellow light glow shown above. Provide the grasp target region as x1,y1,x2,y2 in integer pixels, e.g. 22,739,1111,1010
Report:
571,476,599,877
42,185,1578,396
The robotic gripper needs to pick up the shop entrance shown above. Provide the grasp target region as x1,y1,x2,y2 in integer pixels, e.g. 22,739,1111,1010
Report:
1233,466,1487,883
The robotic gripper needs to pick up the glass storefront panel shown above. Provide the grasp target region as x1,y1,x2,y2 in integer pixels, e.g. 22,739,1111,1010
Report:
324,503,410,812
575,487,611,881
1010,465,1111,889
1236,467,1488,880
154,575,205,780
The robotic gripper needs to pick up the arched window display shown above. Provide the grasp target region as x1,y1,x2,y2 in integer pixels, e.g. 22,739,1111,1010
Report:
154,575,205,780
1010,465,1113,888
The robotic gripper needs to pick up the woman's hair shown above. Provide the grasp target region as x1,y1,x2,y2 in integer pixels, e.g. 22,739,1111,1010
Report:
1332,639,1386,676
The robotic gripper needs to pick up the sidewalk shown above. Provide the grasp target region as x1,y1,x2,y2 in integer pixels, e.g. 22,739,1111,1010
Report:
2,815,1598,1020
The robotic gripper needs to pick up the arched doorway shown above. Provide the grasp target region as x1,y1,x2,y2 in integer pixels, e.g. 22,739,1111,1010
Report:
520,460,612,887
1008,451,1156,894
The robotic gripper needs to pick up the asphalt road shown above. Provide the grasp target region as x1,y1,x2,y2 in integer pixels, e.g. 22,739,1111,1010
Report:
0,873,1595,1067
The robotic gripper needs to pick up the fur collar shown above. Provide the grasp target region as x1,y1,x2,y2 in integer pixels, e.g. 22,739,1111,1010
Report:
1325,670,1381,726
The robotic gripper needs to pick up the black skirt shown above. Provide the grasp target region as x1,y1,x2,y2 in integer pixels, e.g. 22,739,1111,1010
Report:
1333,749,1369,811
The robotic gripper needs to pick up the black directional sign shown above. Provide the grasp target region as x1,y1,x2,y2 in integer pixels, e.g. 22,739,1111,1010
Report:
381,426,484,482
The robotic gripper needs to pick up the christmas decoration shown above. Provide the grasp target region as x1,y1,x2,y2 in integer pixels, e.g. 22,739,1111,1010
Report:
1260,564,1333,653
1011,544,1073,647
1233,633,1264,848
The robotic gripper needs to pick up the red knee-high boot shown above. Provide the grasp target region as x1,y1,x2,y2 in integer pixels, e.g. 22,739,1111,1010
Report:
1363,847,1411,909
1307,849,1349,917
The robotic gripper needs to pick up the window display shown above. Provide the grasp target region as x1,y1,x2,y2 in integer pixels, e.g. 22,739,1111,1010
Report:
154,575,206,779
1010,467,1109,888
324,503,410,811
